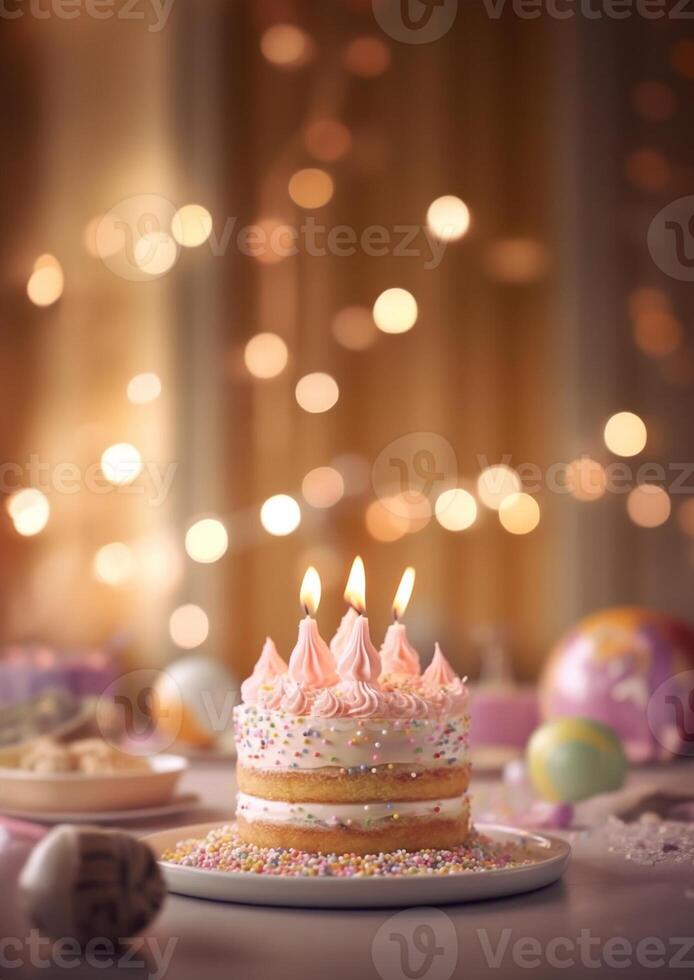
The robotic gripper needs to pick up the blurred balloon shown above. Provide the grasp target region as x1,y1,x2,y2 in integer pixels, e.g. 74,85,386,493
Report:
540,607,694,761
527,718,627,803
152,655,238,750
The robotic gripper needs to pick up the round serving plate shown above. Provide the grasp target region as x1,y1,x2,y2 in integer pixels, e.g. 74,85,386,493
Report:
143,822,570,908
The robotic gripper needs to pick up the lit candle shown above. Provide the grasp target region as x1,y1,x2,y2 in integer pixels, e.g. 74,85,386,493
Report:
336,558,381,683
329,557,363,658
380,567,420,677
287,567,338,688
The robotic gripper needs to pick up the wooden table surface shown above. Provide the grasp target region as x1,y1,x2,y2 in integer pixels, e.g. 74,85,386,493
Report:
2,759,693,980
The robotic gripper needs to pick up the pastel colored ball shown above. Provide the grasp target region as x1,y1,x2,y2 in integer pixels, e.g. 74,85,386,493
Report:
540,607,694,761
527,717,627,803
152,656,237,749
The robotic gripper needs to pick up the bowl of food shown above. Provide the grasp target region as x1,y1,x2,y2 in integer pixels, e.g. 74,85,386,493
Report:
0,737,188,813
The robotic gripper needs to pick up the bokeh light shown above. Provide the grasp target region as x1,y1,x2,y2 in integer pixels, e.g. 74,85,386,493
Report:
171,204,213,247
133,530,183,593
27,259,64,307
133,232,178,276
604,412,647,457
295,372,339,413
631,81,675,122
670,39,694,80
101,443,143,485
626,149,670,191
677,498,694,537
342,36,391,77
169,603,209,649
303,119,352,162
372,288,418,334
477,465,522,510
244,333,289,379
364,498,409,542
565,457,607,502
331,305,377,351
434,488,477,531
288,168,334,209
426,196,471,242
261,24,313,68
252,218,296,265
127,372,162,405
633,311,682,358
627,287,670,319
302,467,345,508
7,489,50,537
93,542,135,585
484,238,548,283
498,493,541,535
626,484,671,528
387,491,432,534
185,518,229,563
260,494,301,536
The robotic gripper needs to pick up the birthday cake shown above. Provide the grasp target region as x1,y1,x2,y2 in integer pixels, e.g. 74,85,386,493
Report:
233,569,470,855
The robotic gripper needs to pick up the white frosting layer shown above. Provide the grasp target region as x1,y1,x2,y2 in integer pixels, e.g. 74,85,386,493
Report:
233,704,468,774
236,791,468,829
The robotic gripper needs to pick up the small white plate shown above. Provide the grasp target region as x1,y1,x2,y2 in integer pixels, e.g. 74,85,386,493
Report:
0,793,201,825
144,822,570,908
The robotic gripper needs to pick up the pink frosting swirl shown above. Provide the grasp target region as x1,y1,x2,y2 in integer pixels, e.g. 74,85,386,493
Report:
338,681,385,717
422,642,458,687
241,637,287,703
311,687,344,718
329,607,359,659
386,688,430,719
288,617,338,689
280,681,312,715
379,623,421,677
336,616,382,683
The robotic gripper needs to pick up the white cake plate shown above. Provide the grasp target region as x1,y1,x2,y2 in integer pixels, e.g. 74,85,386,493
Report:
143,821,570,908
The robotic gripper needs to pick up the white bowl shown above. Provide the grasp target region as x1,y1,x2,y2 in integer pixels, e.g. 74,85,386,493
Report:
0,753,188,814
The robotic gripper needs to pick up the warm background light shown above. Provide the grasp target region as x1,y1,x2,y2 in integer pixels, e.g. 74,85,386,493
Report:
565,457,608,502
93,542,135,585
101,443,143,485
342,35,391,77
364,498,409,542
295,372,339,413
477,465,522,510
627,485,671,528
331,306,377,351
260,494,301,536
260,24,313,68
426,195,471,242
127,372,162,405
185,518,229,563
169,603,209,649
27,259,64,306
484,238,548,283
604,411,647,457
372,288,418,334
303,119,352,162
434,488,478,530
301,466,345,508
7,489,50,537
244,333,289,379
171,204,213,247
133,232,178,276
633,311,682,358
288,168,334,208
499,493,541,535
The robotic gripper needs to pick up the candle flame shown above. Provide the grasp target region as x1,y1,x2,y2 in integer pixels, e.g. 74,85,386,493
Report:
300,566,321,616
344,555,365,613
393,567,415,619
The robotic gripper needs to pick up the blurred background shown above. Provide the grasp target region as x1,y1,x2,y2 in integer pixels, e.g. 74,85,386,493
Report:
2,0,694,690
